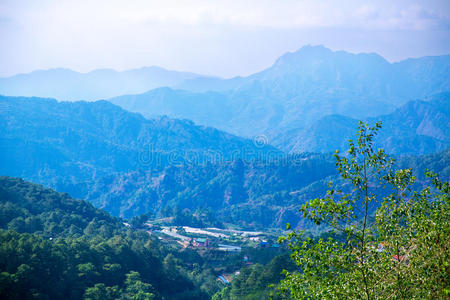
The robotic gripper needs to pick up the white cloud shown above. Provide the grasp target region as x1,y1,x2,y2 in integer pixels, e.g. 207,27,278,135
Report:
0,0,449,77
5,0,449,29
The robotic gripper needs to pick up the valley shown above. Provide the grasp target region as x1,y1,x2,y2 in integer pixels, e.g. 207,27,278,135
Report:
0,37,449,299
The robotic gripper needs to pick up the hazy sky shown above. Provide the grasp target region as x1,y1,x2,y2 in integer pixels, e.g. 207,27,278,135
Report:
1,0,449,78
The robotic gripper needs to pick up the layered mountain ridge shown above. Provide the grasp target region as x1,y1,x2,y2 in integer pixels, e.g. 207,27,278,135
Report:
109,45,450,150
285,93,450,154
0,66,212,101
1,95,449,228
1,46,449,228
0,95,279,199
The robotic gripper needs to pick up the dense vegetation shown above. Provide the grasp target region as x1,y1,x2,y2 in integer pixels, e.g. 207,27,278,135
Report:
212,254,296,300
89,153,337,225
279,122,450,299
83,149,450,229
0,177,209,299
0,177,296,299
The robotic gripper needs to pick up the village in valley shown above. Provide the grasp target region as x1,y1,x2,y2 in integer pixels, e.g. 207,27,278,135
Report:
149,225,281,250
137,221,286,285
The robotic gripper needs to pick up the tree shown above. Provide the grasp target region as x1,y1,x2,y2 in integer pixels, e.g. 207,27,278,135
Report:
84,283,119,300
279,121,449,299
123,271,155,300
376,170,449,298
130,215,149,229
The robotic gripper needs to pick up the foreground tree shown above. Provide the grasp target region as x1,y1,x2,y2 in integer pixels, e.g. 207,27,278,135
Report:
279,122,449,299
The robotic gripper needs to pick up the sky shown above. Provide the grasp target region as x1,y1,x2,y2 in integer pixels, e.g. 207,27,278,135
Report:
0,0,449,78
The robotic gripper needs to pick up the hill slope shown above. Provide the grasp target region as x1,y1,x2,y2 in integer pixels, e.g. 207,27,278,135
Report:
83,149,450,227
0,176,206,299
86,154,337,223
287,93,450,154
0,96,279,198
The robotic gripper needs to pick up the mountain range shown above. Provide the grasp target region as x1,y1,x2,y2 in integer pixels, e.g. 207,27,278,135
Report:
109,92,450,155
285,93,450,154
85,149,450,228
1,95,449,229
0,96,278,199
3,45,449,155
0,95,337,227
86,153,338,224
109,46,450,151
0,66,212,101
1,45,449,229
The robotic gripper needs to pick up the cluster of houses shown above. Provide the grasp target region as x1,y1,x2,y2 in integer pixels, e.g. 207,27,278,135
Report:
185,237,279,251
192,237,209,247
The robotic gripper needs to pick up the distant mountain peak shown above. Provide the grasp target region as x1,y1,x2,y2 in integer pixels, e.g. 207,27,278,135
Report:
272,45,390,69
296,44,330,52
273,45,331,66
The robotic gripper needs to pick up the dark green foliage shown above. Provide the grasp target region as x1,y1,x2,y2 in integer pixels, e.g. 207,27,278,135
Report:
129,214,149,229
212,254,296,300
0,177,206,299
122,271,156,300
164,206,224,228
84,283,120,300
0,230,177,299
0,176,120,238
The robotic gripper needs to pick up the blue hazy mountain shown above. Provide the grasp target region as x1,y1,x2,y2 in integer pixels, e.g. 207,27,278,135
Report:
0,66,213,101
85,149,449,226
110,45,450,145
1,95,449,227
286,93,450,154
174,75,246,92
87,153,338,223
0,95,279,199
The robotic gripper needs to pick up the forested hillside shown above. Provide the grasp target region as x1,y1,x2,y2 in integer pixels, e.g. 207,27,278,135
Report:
0,95,278,199
1,94,449,228
86,153,337,225
212,254,296,300
87,149,450,228
0,176,208,299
